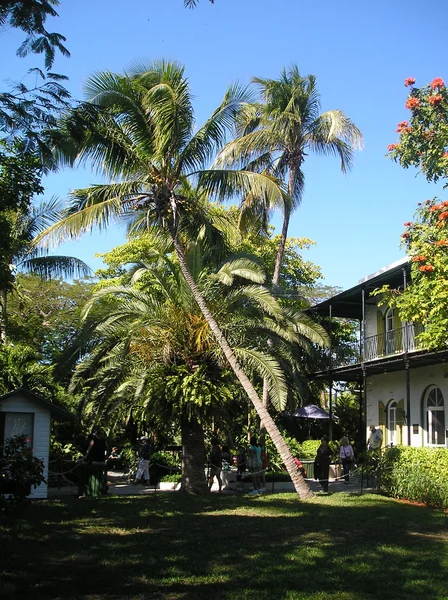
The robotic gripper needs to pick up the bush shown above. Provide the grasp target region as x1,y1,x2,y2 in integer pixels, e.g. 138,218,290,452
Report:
159,473,182,483
378,446,448,508
0,435,45,500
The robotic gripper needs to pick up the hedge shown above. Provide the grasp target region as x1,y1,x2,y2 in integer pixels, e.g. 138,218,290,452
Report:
378,446,448,508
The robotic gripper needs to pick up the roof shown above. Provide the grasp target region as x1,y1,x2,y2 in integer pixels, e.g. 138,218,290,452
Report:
310,257,410,320
0,388,75,422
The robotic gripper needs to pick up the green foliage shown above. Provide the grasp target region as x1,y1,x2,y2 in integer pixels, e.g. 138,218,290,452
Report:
378,445,448,508
0,434,45,499
388,77,448,185
159,473,182,483
264,433,320,470
7,274,94,364
50,438,83,462
151,451,181,471
373,197,448,349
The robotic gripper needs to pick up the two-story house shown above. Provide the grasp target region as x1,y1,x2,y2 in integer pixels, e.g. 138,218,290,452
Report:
310,257,448,450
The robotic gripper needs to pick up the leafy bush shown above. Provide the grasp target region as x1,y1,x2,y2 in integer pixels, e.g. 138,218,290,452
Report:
159,473,182,483
151,451,181,471
378,446,448,508
0,435,45,500
298,440,320,459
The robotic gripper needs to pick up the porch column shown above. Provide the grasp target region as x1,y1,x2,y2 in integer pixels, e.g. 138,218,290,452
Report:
405,359,411,445
328,304,333,440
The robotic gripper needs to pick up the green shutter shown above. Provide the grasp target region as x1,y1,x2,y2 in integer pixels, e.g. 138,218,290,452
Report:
377,311,385,357
378,400,386,443
396,399,404,445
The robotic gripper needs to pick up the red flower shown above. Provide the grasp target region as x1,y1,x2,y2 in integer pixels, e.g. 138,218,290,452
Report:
443,153,448,159
403,222,413,227
435,240,448,246
388,143,398,151
405,97,420,109
401,232,410,238
428,94,443,105
431,77,445,89
404,77,416,87
438,211,448,220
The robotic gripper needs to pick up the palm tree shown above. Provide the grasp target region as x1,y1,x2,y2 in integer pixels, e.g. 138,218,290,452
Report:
215,66,363,432
69,245,327,493
36,60,321,498
216,64,363,288
0,196,91,342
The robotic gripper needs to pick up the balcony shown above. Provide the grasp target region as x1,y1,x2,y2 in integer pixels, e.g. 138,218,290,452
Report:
330,324,425,369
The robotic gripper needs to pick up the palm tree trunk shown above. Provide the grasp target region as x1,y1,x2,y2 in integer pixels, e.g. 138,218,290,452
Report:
0,288,7,343
171,233,313,500
180,414,208,495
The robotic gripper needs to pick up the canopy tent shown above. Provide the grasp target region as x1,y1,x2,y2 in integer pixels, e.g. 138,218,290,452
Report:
293,405,331,419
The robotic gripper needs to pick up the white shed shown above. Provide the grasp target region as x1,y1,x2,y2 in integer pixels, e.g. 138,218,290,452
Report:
0,388,74,499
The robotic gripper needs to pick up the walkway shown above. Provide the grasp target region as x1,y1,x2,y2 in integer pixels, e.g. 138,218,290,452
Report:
48,470,376,499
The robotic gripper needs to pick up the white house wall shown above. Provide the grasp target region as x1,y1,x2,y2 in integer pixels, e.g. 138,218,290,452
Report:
366,362,448,448
1,396,50,499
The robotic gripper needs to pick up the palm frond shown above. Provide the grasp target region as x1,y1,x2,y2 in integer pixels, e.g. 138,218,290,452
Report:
233,347,287,411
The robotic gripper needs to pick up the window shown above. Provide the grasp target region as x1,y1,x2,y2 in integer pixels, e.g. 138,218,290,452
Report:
424,386,445,446
385,308,395,354
3,412,34,448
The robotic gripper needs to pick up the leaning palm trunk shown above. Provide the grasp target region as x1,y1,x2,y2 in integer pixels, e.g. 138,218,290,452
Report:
171,232,313,500
180,415,208,494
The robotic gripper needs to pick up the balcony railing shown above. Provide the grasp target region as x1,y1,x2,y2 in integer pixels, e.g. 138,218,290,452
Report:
329,324,425,370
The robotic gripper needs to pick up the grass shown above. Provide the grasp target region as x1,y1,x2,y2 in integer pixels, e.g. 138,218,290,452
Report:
1,491,447,600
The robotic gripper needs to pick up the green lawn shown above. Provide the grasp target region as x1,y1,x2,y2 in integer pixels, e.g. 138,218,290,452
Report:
1,492,447,600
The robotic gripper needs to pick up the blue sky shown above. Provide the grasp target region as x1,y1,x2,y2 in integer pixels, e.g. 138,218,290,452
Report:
2,0,448,290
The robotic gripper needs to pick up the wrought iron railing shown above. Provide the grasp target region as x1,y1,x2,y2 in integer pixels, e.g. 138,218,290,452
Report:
327,324,425,369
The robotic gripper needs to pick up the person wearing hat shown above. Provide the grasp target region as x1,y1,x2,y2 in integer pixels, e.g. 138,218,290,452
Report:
314,435,332,493
132,436,152,485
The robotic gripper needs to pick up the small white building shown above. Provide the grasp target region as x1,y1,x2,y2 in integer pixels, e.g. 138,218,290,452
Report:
310,258,448,449
0,388,74,498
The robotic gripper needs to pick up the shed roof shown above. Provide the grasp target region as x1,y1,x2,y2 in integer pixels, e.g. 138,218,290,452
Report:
0,388,75,422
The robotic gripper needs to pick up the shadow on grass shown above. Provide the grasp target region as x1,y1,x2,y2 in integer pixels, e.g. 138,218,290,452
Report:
1,492,447,600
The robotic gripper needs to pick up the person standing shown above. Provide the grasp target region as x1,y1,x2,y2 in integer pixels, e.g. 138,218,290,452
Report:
367,426,383,454
133,437,152,485
208,438,223,492
79,429,109,497
314,435,332,493
247,437,262,496
339,436,354,484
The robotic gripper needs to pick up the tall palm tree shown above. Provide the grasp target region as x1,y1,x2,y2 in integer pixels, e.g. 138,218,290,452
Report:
69,246,327,493
216,65,364,288
0,196,91,342
216,66,363,430
36,60,321,498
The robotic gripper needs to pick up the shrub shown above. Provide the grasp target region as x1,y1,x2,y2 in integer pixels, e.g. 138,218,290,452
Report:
159,473,182,483
299,440,321,459
0,435,45,500
378,446,448,508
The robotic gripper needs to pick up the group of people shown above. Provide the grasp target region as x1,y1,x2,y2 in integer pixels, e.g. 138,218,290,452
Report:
208,436,268,495
314,425,383,493
79,424,384,497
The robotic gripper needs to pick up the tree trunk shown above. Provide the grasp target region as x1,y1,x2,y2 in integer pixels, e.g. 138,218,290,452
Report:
0,288,7,343
180,415,208,495
172,233,313,500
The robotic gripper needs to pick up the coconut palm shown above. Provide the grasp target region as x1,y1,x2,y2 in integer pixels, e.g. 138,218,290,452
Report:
35,60,321,498
216,65,363,287
0,196,91,342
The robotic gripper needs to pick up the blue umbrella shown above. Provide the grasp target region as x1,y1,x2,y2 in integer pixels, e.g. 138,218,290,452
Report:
293,405,331,419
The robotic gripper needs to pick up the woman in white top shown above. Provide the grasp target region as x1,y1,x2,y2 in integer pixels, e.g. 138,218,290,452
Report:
339,436,354,484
